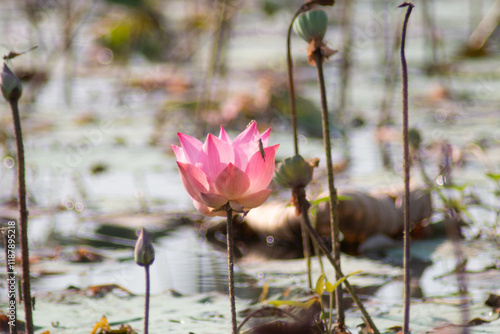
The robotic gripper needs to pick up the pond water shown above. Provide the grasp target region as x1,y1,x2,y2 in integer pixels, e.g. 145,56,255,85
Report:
1,0,500,333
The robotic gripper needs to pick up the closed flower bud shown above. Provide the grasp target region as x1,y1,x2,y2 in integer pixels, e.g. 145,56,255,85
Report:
1,63,22,102
274,155,319,189
134,228,155,267
293,10,328,43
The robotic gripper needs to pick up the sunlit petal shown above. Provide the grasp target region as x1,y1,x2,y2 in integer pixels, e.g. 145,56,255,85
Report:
176,162,209,202
215,163,250,200
178,133,203,163
245,144,279,194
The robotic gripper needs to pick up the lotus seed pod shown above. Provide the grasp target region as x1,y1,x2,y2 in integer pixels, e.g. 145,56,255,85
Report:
135,228,155,267
293,10,328,43
274,155,319,189
1,63,22,102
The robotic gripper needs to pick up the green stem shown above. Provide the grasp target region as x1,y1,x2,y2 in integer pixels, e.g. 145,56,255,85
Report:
313,48,344,328
144,265,150,334
226,204,237,334
301,222,312,290
398,3,414,334
9,99,33,334
286,3,310,155
298,196,380,334
328,291,334,334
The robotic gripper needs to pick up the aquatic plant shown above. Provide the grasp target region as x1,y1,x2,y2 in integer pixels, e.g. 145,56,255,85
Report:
398,3,415,333
293,8,347,331
172,121,279,217
134,227,155,334
172,121,279,333
1,59,34,334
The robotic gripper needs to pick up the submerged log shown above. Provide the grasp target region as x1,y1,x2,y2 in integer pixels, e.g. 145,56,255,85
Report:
244,188,432,253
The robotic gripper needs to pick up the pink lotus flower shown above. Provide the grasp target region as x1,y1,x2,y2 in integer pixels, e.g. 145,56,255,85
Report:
172,122,279,217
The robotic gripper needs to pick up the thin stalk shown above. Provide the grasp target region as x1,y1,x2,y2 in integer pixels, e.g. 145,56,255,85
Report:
9,99,33,334
398,3,414,334
286,3,310,155
144,265,151,334
298,196,380,334
328,291,334,334
226,204,237,334
301,223,313,290
421,0,438,68
287,3,311,288
2,227,18,334
415,152,471,332
446,211,470,334
338,0,355,162
313,48,344,328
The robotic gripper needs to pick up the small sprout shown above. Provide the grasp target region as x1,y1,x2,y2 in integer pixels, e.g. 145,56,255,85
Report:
134,228,155,267
1,63,22,101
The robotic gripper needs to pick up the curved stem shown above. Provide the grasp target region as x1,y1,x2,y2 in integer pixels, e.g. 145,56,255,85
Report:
313,48,344,328
287,3,310,155
226,204,237,334
398,3,414,334
144,265,151,334
9,99,33,334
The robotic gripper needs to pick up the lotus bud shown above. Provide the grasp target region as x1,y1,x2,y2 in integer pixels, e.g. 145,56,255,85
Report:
134,228,155,267
274,155,319,189
293,10,328,43
1,63,22,102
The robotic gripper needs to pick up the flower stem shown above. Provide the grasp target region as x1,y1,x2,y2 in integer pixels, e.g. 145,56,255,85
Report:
313,48,344,329
398,3,414,334
226,204,237,334
298,196,380,334
287,3,310,156
2,228,18,334
9,99,33,334
144,265,151,334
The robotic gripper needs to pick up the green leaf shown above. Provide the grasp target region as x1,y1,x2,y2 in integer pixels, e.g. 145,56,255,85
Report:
443,183,469,192
324,270,362,293
310,195,352,206
486,173,500,182
267,298,317,309
314,273,325,296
